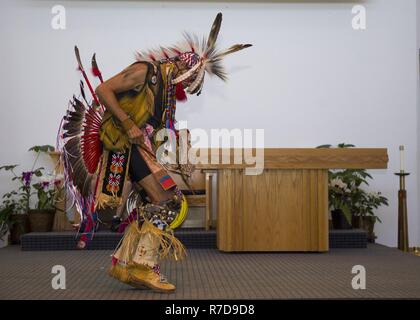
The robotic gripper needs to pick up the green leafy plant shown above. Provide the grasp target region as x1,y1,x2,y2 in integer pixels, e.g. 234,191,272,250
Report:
0,145,62,214
353,191,389,223
317,143,388,225
0,205,15,240
32,181,59,210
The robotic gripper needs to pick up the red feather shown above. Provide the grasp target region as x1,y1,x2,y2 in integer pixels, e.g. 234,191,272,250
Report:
81,108,102,174
175,82,187,102
91,67,101,78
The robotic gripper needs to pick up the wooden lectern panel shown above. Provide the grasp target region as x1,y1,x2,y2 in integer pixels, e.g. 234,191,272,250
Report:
217,169,328,252
195,148,388,170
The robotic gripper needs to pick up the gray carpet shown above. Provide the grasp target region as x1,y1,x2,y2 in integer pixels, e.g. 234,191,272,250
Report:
0,244,419,299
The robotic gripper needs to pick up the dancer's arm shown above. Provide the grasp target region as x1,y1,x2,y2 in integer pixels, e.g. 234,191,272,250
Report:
95,63,148,139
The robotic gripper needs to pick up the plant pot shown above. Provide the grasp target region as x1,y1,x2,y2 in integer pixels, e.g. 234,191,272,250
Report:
10,213,29,244
28,209,55,232
0,230,10,248
352,215,361,228
359,216,376,243
331,209,352,230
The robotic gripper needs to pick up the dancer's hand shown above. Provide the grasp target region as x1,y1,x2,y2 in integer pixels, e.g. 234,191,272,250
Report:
127,125,143,144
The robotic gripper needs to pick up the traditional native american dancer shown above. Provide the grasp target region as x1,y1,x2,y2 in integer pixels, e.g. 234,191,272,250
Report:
58,13,251,293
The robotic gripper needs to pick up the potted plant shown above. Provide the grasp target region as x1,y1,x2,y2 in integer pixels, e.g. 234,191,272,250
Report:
0,166,32,243
28,175,62,232
328,175,353,229
0,145,62,237
352,191,389,242
318,143,388,234
0,205,15,248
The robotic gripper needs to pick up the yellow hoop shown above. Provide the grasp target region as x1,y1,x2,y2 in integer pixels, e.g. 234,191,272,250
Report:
169,195,188,229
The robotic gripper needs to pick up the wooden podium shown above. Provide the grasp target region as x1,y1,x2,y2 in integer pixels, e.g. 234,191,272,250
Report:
195,148,388,252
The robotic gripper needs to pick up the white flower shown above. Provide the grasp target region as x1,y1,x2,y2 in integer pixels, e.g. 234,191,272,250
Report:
40,174,58,183
39,175,51,183
330,178,348,190
369,192,380,199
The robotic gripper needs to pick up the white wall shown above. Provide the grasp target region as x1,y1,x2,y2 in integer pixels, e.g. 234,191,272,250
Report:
417,0,420,248
0,0,418,247
418,0,420,48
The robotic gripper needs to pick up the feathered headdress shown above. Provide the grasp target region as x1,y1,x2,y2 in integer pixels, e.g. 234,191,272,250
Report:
135,12,252,95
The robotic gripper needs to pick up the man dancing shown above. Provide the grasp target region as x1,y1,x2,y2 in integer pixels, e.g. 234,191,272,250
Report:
59,12,251,293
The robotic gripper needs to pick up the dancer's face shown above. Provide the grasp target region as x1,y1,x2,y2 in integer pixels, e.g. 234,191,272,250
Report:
174,60,198,90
